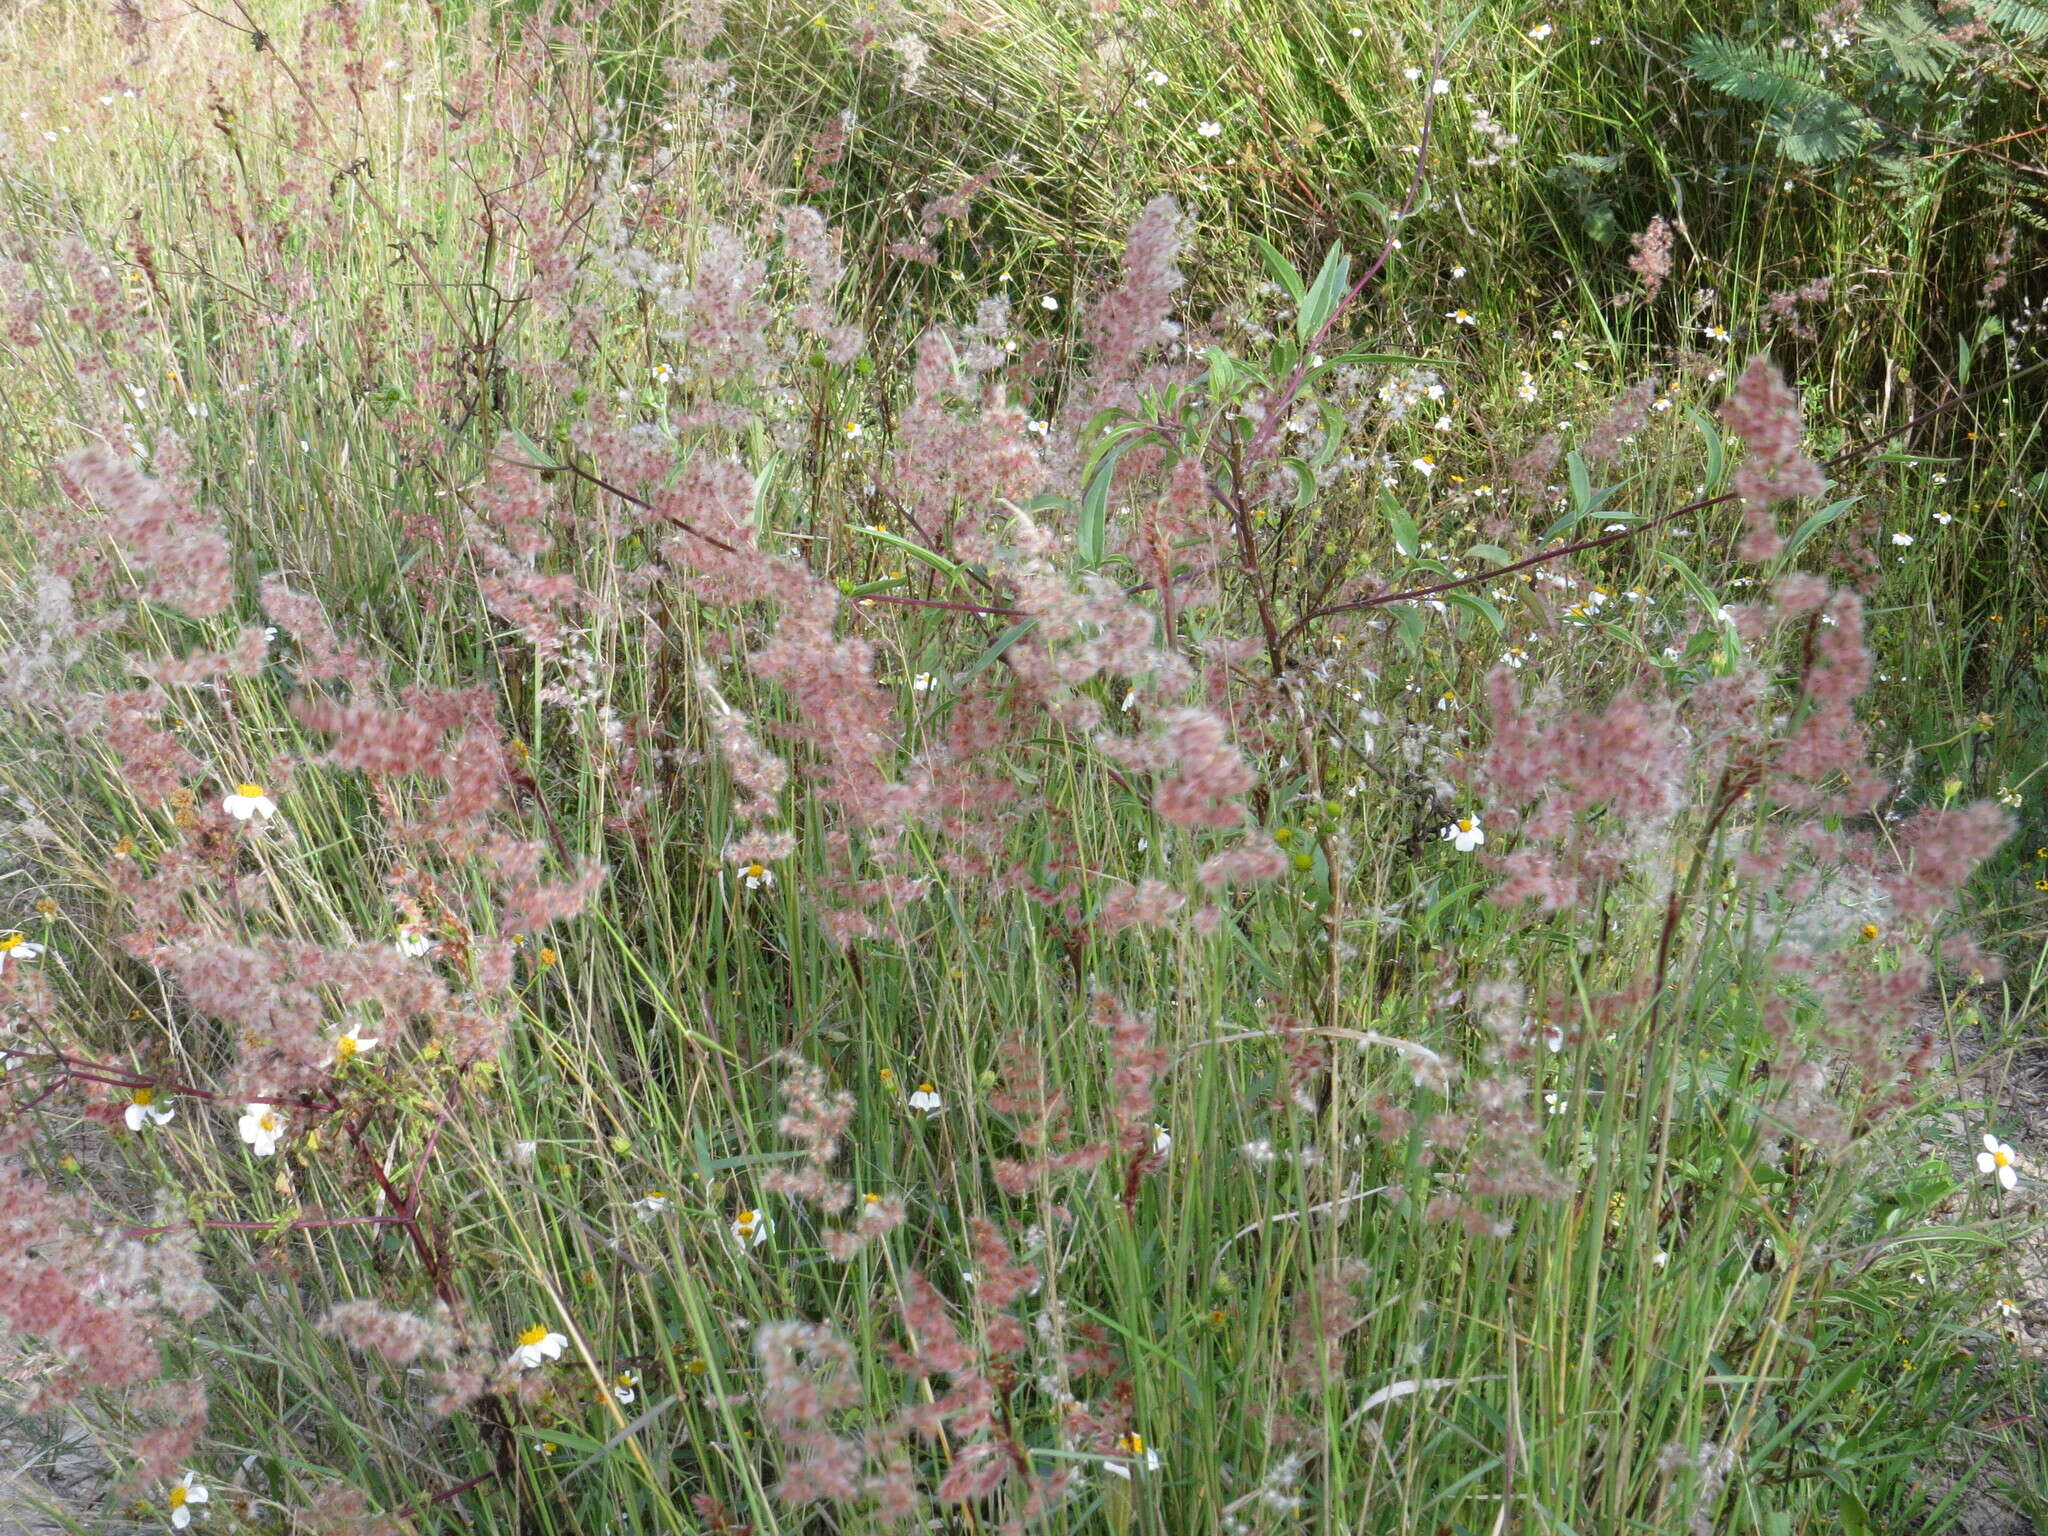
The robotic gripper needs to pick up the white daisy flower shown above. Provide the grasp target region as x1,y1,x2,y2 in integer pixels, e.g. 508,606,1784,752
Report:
221,782,276,822
1891,532,1914,546
167,1471,209,1529
238,1102,286,1157
1544,1091,1568,1115
912,672,936,693
1516,373,1538,402
1410,456,1436,477
1040,295,1059,311
1528,22,1552,39
630,1190,672,1220
1979,1134,2020,1191
510,1324,568,1370
1997,1297,2021,1318
613,1369,640,1404
1501,646,1529,669
1151,1124,1172,1156
0,931,44,973
1105,1433,1162,1479
1197,120,1222,138
1441,815,1485,852
732,1207,772,1248
1431,77,1451,95
1703,324,1730,342
331,1025,379,1065
1447,308,1477,327
738,862,774,891
907,1081,944,1116
395,921,436,958
125,1088,175,1131
1145,68,1168,85
1540,1022,1565,1053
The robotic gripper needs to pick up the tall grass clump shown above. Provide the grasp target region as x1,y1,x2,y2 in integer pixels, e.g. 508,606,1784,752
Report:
0,1,2043,1533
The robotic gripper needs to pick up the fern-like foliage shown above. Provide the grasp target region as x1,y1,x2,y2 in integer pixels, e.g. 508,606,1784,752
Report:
1683,35,1837,110
1683,35,1879,164
1860,0,1960,83
1980,0,2048,40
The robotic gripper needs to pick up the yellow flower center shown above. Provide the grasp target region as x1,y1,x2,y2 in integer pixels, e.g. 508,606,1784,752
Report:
0,933,22,952
864,1192,881,1204
745,864,766,879
1861,924,1880,941
538,948,558,966
1995,1150,2012,1168
259,1112,278,1132
1119,1433,1145,1456
169,1486,188,1510
336,1036,358,1062
917,1082,936,1095
133,1088,155,1107
235,782,265,799
1458,819,1475,833
737,1210,757,1228
517,1325,550,1347
646,1190,666,1201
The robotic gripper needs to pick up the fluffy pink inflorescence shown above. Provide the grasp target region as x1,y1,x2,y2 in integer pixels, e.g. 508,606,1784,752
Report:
58,436,234,618
1720,355,1828,560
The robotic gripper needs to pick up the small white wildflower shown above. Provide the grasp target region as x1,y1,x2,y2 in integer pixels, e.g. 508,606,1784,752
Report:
732,1208,772,1248
167,1472,209,1529
1978,1133,2020,1191
0,932,44,973
124,1088,175,1132
1891,531,1914,546
1040,294,1059,311
237,1103,285,1157
1197,120,1222,138
1105,1433,1162,1479
630,1191,672,1220
331,1025,379,1065
738,861,775,891
510,1325,568,1370
1447,308,1477,327
221,782,277,822
395,921,436,958
613,1369,641,1404
1151,1124,1172,1156
907,1081,944,1116
1441,815,1485,852
1528,22,1552,38
1145,68,1168,85
912,672,936,694
1544,1091,1568,1116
